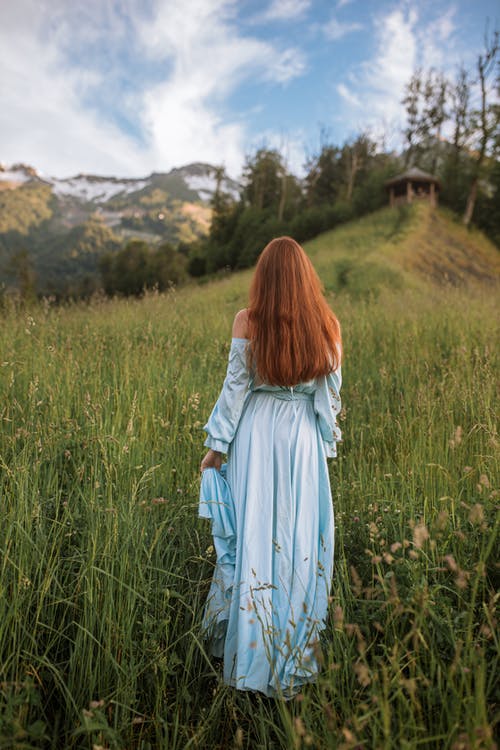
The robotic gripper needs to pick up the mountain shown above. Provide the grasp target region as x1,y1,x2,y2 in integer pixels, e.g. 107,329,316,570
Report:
0,161,240,208
0,161,241,296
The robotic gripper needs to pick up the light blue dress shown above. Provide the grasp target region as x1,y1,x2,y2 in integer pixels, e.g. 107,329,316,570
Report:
199,337,342,698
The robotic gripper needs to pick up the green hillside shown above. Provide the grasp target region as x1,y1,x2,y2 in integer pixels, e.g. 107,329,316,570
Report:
188,201,499,310
0,182,53,235
302,201,500,297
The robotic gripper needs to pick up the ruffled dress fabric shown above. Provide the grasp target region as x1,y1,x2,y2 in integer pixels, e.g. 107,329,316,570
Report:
199,337,342,699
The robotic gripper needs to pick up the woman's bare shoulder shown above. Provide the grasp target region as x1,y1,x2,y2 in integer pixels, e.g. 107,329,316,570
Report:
232,308,249,338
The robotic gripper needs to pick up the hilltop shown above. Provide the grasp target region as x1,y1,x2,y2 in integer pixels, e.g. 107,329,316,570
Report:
299,202,500,299
192,201,499,307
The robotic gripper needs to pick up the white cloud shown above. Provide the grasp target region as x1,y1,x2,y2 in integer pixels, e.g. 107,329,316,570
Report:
417,6,458,70
259,0,311,22
0,0,147,178
0,0,307,179
265,47,307,83
337,83,361,108
323,17,363,41
137,0,306,175
332,6,463,150
360,8,418,121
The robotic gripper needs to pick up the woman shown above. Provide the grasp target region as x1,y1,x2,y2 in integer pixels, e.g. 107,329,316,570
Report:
199,236,342,699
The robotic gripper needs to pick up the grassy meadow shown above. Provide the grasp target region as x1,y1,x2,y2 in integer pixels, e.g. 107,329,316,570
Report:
1,204,499,749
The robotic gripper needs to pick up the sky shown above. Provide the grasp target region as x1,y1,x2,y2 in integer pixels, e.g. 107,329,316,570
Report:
0,0,498,180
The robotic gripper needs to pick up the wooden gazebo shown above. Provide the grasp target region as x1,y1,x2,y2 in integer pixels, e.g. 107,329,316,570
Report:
385,167,441,207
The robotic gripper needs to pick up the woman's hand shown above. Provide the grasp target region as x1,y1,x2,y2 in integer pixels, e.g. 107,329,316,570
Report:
200,449,223,473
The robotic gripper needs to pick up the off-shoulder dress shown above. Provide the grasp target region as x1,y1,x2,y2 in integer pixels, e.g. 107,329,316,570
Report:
199,337,342,698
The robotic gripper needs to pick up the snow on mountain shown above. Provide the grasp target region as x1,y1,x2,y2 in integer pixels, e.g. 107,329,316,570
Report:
183,173,218,202
50,175,149,202
0,163,40,185
179,163,241,202
183,173,240,202
0,169,31,185
0,161,241,204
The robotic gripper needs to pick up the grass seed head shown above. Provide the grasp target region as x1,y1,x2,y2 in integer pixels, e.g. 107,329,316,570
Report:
413,523,430,548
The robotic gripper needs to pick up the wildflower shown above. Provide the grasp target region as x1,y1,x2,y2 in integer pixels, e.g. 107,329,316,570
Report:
413,522,430,549
350,565,363,596
468,503,484,525
294,717,306,736
435,510,449,531
455,570,469,589
479,474,490,488
354,660,371,686
341,727,357,743
449,426,463,448
333,606,344,630
401,677,417,697
444,554,458,572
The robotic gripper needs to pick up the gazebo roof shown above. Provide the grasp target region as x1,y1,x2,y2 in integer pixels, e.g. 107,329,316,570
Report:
385,166,441,187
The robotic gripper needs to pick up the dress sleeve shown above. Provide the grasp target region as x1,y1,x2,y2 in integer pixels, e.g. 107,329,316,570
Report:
203,338,251,453
314,360,342,459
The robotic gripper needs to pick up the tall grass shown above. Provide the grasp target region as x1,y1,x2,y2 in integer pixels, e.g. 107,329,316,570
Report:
0,271,498,748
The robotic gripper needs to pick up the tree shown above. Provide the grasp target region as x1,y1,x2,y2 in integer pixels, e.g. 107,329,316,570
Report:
210,166,238,244
463,27,499,226
441,64,472,208
304,144,342,206
341,133,376,202
399,30,500,244
99,240,187,296
422,69,448,173
402,68,448,171
6,248,37,300
402,69,424,166
242,148,286,212
150,242,188,287
451,65,471,159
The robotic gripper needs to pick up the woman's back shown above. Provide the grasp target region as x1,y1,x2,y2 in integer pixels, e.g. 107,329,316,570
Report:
199,237,343,699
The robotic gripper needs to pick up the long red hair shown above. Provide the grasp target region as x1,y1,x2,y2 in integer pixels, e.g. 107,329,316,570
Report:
247,237,342,386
